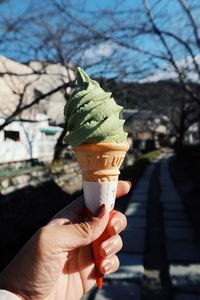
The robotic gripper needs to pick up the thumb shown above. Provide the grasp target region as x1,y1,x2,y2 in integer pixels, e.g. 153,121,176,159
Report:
52,205,109,251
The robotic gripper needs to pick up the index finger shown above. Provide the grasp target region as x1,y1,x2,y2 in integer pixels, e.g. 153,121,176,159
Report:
116,180,132,198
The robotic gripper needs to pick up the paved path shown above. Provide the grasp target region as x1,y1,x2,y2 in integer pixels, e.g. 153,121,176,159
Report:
83,154,200,300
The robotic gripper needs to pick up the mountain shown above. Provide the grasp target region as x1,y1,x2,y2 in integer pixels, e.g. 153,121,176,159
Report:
99,78,200,118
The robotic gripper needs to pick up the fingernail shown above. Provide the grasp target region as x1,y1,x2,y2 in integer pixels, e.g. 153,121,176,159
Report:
104,242,113,256
102,262,112,274
113,220,121,234
126,181,132,188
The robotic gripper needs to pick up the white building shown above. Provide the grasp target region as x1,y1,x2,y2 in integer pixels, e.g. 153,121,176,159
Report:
0,114,63,162
0,56,75,163
0,55,74,124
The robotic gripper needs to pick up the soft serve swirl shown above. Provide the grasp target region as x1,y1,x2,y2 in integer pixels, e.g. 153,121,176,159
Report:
64,67,127,146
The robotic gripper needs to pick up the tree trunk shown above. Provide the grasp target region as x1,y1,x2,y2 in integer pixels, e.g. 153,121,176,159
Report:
176,111,186,150
53,123,68,161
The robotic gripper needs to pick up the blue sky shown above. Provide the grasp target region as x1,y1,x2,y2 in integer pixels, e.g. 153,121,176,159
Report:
0,0,199,81
1,0,141,16
0,0,180,58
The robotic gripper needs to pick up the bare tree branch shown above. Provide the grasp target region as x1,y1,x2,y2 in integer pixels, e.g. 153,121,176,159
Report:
178,0,200,48
0,80,74,131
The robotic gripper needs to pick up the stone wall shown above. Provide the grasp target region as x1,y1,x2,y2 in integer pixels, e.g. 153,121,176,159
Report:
0,159,82,196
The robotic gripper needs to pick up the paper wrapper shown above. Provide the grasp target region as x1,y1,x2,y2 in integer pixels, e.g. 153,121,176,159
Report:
73,142,129,288
82,181,117,213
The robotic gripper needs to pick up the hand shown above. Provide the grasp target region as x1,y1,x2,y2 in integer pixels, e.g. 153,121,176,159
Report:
0,181,130,300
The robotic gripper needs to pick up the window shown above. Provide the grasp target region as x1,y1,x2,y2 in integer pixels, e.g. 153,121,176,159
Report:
4,130,20,141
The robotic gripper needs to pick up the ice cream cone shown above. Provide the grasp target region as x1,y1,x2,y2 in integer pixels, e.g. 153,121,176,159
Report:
73,142,129,212
72,142,129,288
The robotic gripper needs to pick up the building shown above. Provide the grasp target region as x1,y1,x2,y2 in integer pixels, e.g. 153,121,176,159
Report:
124,110,170,152
0,56,75,163
0,114,63,162
0,55,74,124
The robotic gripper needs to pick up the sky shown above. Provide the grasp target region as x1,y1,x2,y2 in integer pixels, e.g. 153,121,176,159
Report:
0,0,199,82
2,0,142,14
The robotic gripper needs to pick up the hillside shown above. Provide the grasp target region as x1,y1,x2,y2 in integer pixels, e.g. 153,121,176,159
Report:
100,78,200,113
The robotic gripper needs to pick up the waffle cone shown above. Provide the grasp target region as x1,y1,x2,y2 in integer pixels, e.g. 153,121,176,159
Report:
72,142,129,182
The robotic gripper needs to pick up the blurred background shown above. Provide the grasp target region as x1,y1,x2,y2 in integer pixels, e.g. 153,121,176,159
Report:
0,0,200,299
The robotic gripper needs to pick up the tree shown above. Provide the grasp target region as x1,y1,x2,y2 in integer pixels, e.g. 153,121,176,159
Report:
141,0,200,145
48,0,200,145
85,0,200,145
